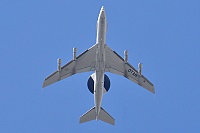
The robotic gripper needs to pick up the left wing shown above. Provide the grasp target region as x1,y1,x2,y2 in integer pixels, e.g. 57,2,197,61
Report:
43,44,97,88
105,45,155,94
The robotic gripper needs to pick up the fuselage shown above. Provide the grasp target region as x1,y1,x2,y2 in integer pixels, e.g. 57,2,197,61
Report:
94,6,107,120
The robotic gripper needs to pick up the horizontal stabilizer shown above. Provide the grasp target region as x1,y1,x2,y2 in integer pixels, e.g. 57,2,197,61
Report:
80,107,96,124
99,107,115,125
79,107,115,125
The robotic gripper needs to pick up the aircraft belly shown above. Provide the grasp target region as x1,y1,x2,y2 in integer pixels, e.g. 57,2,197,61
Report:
94,7,107,118
94,46,105,117
94,75,103,116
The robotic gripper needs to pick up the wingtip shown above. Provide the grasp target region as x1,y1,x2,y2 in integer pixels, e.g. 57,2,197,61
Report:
42,81,47,88
151,86,156,94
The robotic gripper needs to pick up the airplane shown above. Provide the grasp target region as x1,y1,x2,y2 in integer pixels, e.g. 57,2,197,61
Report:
42,6,155,125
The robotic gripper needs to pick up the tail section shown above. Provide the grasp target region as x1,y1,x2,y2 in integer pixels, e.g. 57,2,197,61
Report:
79,107,115,125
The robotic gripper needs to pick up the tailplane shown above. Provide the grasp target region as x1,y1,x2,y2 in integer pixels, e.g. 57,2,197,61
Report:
79,107,96,124
79,107,115,125
99,107,115,125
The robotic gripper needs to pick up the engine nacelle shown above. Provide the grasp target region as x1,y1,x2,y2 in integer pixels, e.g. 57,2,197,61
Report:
138,63,142,75
73,47,77,60
57,58,62,72
124,50,128,63
87,73,110,94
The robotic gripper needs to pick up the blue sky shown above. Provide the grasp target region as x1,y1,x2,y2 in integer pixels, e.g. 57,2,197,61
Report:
0,0,200,132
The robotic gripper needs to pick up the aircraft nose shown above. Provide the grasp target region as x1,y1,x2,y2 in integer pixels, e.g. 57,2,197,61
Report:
100,6,106,19
101,6,105,11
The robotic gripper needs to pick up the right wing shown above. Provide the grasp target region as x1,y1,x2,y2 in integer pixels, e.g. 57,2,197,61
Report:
43,44,97,88
105,45,155,94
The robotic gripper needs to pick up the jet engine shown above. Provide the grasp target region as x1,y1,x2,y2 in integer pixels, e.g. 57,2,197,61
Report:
87,73,110,94
138,63,142,75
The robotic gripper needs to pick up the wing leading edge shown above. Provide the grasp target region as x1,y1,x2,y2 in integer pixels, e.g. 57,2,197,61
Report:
43,44,97,88
104,45,155,94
